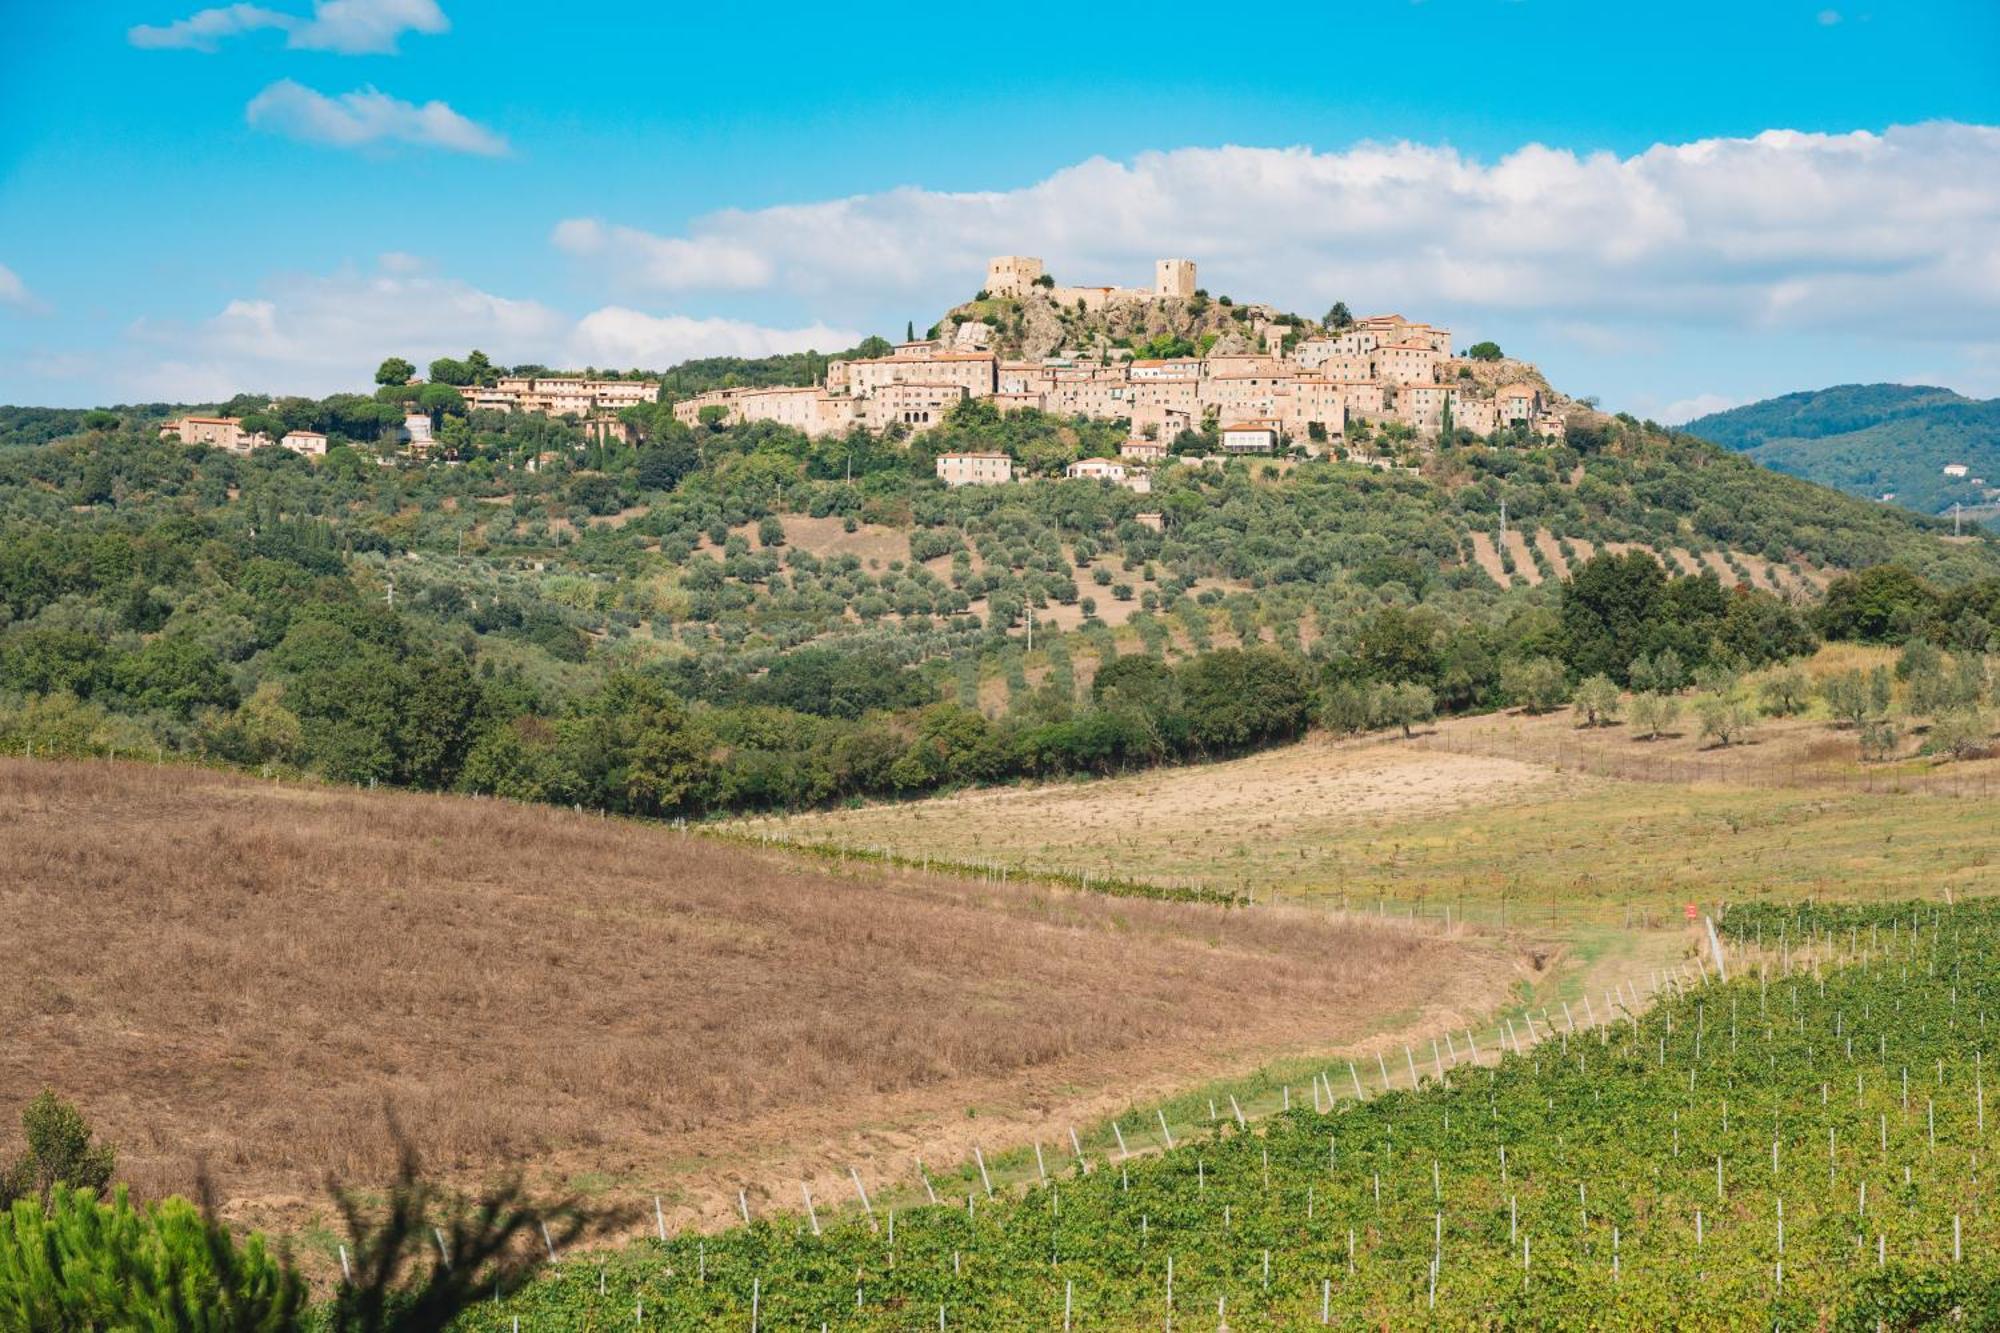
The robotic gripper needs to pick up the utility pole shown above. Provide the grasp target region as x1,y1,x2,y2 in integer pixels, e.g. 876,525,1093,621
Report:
1499,499,1508,540
1955,502,1963,537
1026,603,1035,654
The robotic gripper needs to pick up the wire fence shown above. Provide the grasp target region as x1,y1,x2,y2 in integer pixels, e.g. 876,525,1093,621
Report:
714,825,1856,934
608,949,1733,1246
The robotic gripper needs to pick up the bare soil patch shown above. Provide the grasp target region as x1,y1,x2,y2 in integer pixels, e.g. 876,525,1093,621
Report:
1699,550,1739,584
1533,530,1572,580
1466,531,1511,585
1499,529,1542,584
586,503,651,529
723,514,913,566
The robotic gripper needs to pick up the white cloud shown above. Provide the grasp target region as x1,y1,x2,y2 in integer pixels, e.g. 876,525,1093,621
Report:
550,122,2000,345
246,79,507,156
0,263,43,313
1660,393,1742,425
124,257,563,399
569,308,861,369
113,257,857,400
129,3,290,51
284,0,448,53
552,219,773,291
1818,9,1843,25
129,0,446,54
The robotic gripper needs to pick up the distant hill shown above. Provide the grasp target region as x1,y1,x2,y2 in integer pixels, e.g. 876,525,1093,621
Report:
1685,384,2000,519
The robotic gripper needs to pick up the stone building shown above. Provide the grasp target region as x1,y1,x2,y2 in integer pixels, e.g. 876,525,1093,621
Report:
936,451,1014,486
982,254,1199,308
161,416,246,450
1155,258,1197,299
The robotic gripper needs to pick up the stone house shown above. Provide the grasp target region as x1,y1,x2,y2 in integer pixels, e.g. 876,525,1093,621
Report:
935,451,1013,486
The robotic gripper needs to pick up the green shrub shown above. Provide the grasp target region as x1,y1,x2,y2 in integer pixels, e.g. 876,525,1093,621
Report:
1859,716,1901,761
1,1091,114,1210
1925,709,1991,761
0,1187,304,1331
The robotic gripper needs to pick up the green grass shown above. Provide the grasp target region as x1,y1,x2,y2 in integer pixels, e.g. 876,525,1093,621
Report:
740,771,2000,930
1292,783,2000,917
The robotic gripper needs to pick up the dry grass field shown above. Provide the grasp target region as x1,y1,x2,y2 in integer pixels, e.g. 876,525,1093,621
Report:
746,679,2000,922
746,734,1593,897
0,758,1525,1241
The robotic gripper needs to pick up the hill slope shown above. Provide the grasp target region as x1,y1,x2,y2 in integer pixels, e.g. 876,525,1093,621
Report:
6,396,2000,827
1686,383,2000,518
0,757,1516,1234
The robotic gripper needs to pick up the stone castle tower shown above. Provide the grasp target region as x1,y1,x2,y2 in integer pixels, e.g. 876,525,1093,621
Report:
1155,258,1197,299
985,256,1045,297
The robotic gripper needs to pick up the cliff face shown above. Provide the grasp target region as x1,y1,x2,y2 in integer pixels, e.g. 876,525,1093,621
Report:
937,291,1281,361
1457,356,1564,404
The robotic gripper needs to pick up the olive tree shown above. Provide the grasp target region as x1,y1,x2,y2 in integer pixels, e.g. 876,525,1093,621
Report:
1502,656,1570,713
1695,693,1754,748
1371,681,1437,738
1629,691,1680,741
1572,674,1622,727
1757,663,1811,717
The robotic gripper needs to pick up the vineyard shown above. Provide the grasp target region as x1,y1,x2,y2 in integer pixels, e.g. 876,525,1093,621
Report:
451,899,2000,1329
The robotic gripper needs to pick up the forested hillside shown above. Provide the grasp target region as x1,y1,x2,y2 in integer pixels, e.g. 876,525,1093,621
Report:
1686,383,2000,518
3,392,1998,819
652,340,890,400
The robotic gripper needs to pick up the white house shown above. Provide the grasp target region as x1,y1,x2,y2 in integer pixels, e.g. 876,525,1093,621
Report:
1065,457,1128,482
1220,420,1280,454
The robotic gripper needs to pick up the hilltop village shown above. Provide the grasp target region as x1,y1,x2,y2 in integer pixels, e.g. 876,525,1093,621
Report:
152,255,1570,484
671,256,1569,471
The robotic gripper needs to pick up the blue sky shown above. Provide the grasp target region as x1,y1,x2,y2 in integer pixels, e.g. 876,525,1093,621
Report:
2,0,1998,417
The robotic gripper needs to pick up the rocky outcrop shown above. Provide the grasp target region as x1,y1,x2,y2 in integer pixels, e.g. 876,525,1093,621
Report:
937,291,1282,361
